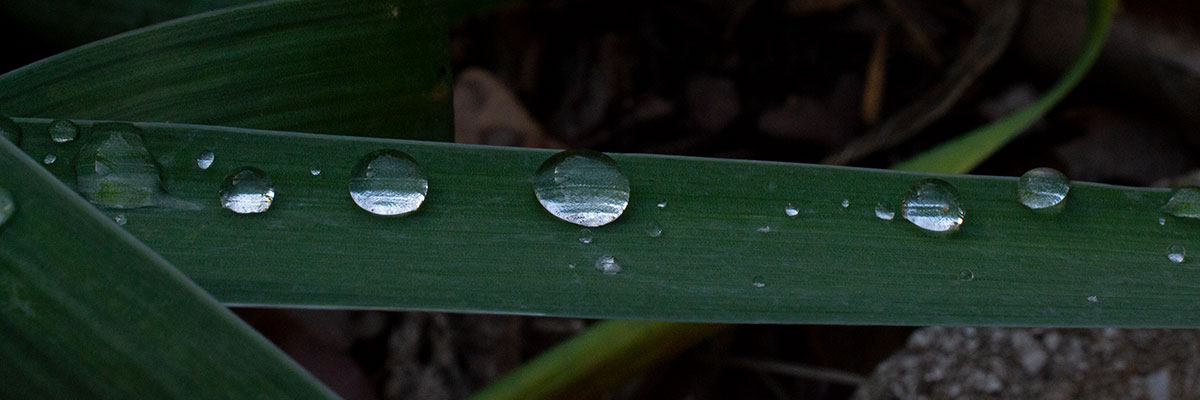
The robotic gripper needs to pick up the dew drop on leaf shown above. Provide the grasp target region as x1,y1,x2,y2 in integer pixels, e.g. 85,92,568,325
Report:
220,167,275,214
1168,244,1186,264
74,123,164,209
197,150,214,170
1017,167,1069,212
48,119,79,143
785,203,799,217
578,228,593,244
532,149,630,227
595,254,622,275
1162,187,1200,219
901,179,963,234
349,150,428,216
42,153,56,165
874,202,895,221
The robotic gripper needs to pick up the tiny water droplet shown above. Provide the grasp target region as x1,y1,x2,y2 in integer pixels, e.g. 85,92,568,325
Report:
349,150,428,216
197,150,214,170
1159,217,1167,226
74,123,164,209
841,199,850,208
220,167,275,214
48,119,79,143
785,203,799,217
657,201,667,208
645,221,662,237
578,228,594,244
757,226,772,233
594,254,622,275
42,153,56,164
751,276,765,288
0,188,14,228
1162,187,1200,219
1168,244,1186,263
532,150,630,227
874,202,895,220
957,270,974,281
311,168,321,176
0,117,21,145
113,213,127,226
568,263,576,269
901,179,964,233
1017,167,1069,211
1087,295,1098,303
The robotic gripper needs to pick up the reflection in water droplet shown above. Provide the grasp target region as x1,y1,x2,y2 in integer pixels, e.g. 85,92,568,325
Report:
0,117,21,145
901,179,964,233
74,123,164,209
578,229,593,244
48,120,79,143
1162,187,1200,219
1017,167,1069,211
220,167,275,214
0,188,14,228
197,150,214,170
532,150,630,227
1087,296,1098,303
874,202,895,221
349,150,428,216
646,221,662,237
595,254,622,275
1168,244,1186,263
785,203,799,217
311,168,321,176
42,154,56,164
752,276,765,288
113,214,127,226
958,270,974,281
841,199,850,208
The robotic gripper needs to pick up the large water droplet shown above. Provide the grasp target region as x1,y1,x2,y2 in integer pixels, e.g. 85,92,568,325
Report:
595,254,622,275
220,167,275,214
785,203,799,217
42,154,56,164
1168,244,1186,263
901,179,964,233
0,188,14,228
74,123,164,208
1162,187,1200,219
197,150,214,170
532,150,630,227
1017,167,1069,211
874,202,895,220
48,120,79,143
0,117,21,145
349,150,428,216
578,228,594,244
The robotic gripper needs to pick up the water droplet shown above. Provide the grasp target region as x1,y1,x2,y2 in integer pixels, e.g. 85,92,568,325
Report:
757,226,772,233
1168,244,1186,263
220,167,275,214
310,168,321,176
1087,295,1098,303
1162,187,1200,219
568,263,576,269
197,150,214,170
841,199,850,208
645,221,662,237
48,119,79,143
0,117,21,145
657,201,667,208
594,254,622,275
1017,167,1069,211
42,153,56,164
349,150,428,216
901,179,964,233
751,276,765,288
785,203,799,217
74,123,164,208
0,188,14,228
578,228,594,244
1159,217,1167,226
874,202,895,220
532,149,630,227
957,270,975,281
113,213,127,226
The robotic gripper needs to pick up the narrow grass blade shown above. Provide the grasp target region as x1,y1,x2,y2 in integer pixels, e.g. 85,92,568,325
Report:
893,0,1117,174
0,136,335,398
0,0,451,141
13,118,1197,328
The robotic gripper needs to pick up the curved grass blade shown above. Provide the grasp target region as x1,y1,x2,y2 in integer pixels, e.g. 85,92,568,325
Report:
0,0,451,141
0,0,255,47
893,0,1117,174
0,137,335,398
14,117,1199,328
